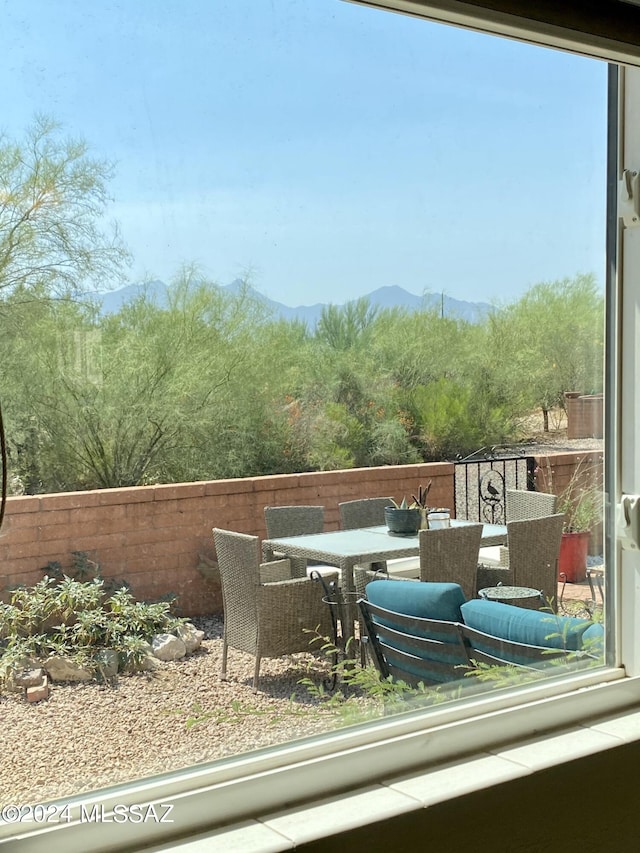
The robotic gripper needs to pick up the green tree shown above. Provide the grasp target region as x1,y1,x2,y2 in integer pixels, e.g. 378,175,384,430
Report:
0,114,129,298
315,298,379,351
3,271,268,490
301,306,426,468
365,307,515,461
499,274,604,430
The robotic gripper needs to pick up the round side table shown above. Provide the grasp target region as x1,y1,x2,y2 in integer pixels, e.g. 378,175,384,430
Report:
478,585,544,610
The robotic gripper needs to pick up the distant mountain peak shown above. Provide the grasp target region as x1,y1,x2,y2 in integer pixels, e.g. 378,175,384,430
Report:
87,280,492,324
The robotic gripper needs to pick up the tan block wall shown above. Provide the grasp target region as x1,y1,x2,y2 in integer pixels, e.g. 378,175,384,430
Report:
0,452,602,616
0,462,452,616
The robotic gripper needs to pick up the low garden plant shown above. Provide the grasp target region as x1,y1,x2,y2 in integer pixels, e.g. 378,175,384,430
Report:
0,558,185,686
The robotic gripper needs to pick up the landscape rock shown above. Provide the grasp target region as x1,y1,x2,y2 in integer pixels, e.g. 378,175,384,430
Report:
151,633,187,662
26,675,49,703
176,623,205,653
44,656,93,683
119,641,159,672
6,666,46,693
13,668,46,688
140,653,161,671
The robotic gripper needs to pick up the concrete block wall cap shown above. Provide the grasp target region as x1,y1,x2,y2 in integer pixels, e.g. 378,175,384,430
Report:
153,483,206,500
3,496,41,513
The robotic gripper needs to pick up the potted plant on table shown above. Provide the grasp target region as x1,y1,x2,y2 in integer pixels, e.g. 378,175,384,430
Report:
384,496,421,535
384,482,433,535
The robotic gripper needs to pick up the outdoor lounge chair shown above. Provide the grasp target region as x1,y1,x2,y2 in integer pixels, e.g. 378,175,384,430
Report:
359,579,603,688
213,527,336,689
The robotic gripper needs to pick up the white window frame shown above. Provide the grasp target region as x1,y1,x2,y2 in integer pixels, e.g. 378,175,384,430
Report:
6,4,640,851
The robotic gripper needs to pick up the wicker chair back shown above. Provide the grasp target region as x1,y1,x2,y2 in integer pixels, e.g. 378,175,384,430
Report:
338,497,394,530
507,513,565,610
506,489,558,521
418,524,483,601
264,505,325,539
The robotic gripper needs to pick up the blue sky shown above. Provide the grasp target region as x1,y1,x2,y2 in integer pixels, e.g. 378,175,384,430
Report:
2,0,608,307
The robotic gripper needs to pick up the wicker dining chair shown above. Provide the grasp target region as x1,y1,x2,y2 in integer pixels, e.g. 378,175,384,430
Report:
419,523,483,601
338,496,394,530
507,488,558,521
478,488,558,568
355,523,483,602
339,496,420,580
213,527,336,690
507,513,565,611
264,505,336,579
264,505,325,539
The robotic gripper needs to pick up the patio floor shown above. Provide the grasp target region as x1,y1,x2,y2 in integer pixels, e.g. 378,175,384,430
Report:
557,569,604,617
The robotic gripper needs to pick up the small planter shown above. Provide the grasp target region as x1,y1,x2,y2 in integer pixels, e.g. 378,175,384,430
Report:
558,531,590,583
384,506,420,535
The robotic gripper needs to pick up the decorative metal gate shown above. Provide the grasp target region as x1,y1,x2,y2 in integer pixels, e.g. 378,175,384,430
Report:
454,446,536,525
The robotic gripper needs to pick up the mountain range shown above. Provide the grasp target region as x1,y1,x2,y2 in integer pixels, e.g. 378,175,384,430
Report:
88,280,494,325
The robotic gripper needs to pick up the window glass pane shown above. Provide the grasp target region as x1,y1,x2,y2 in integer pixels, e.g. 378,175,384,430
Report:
0,0,607,808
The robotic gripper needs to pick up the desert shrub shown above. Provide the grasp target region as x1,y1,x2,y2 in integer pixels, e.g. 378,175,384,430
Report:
0,568,183,684
406,379,515,459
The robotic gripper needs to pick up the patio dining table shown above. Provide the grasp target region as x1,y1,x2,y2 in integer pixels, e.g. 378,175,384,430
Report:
262,520,508,644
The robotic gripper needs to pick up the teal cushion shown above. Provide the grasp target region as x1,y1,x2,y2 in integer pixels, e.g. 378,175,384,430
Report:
582,622,605,655
365,581,468,683
460,599,593,653
366,580,466,623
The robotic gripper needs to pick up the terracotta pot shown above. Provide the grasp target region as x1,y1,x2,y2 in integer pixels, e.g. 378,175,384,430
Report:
558,531,590,583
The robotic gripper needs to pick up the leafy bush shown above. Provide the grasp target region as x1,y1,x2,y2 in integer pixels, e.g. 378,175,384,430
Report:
407,379,514,459
0,569,184,685
1,274,603,488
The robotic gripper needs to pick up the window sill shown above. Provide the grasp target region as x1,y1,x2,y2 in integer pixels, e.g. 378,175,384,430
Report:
8,670,637,853
139,705,640,852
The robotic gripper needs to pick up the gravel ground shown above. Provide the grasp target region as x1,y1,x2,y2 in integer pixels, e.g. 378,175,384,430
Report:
511,411,602,457
515,437,603,455
0,617,343,806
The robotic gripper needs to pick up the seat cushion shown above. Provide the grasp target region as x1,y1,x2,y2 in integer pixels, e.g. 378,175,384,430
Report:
460,599,594,652
477,546,508,566
305,564,340,579
366,580,466,623
385,556,421,578
582,622,605,655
